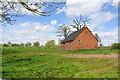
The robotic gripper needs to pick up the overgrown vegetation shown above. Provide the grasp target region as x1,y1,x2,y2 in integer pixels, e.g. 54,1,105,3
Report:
2,46,118,55
2,46,118,78
2,49,118,78
111,43,120,49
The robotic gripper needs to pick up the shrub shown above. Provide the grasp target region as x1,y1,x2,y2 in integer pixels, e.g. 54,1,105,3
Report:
111,43,120,49
3,44,9,47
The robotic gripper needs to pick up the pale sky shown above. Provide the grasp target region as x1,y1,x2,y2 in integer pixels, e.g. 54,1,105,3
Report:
0,0,119,46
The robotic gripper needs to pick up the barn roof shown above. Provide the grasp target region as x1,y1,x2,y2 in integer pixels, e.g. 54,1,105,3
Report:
61,27,86,43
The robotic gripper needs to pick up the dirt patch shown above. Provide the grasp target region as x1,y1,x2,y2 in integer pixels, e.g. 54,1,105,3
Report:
35,53,58,55
63,53,118,59
35,53,118,59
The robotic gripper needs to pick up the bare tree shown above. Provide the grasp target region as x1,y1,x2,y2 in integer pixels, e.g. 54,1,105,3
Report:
57,24,71,38
7,42,12,47
25,42,32,47
94,33,101,43
0,0,65,25
20,43,25,47
71,15,92,31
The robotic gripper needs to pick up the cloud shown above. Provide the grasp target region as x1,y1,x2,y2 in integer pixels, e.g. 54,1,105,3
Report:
20,22,54,32
12,30,36,36
2,31,59,45
118,27,120,43
34,24,54,32
56,7,65,14
58,24,62,26
63,0,117,25
89,12,117,24
20,22,32,27
51,20,57,25
92,28,118,46
2,22,56,45
87,24,97,29
0,28,2,32
64,0,108,17
111,0,119,8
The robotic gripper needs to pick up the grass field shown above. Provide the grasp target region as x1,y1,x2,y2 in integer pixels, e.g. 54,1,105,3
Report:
1,47,119,78
2,46,118,54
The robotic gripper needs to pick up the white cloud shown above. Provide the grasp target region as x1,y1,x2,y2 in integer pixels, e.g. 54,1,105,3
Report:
68,25,77,32
2,22,56,45
64,0,108,17
2,31,59,45
20,22,31,27
32,22,40,26
99,32,117,38
87,24,97,29
13,30,36,36
63,0,117,25
20,22,54,32
51,20,57,25
92,28,118,46
33,22,54,32
35,24,54,32
56,7,65,14
58,24,62,26
119,27,120,42
0,28,2,32
89,12,117,24
111,0,119,8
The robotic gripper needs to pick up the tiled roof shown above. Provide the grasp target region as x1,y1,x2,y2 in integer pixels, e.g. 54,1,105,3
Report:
61,27,86,43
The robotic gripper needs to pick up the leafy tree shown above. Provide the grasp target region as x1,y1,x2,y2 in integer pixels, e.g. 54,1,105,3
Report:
33,42,40,47
20,43,25,47
111,43,120,49
71,15,91,31
57,24,71,38
11,43,20,47
0,0,65,25
25,42,32,47
99,43,104,47
45,40,56,47
3,44,8,47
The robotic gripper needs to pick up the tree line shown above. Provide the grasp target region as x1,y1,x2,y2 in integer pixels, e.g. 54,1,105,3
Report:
1,40,60,48
2,42,40,47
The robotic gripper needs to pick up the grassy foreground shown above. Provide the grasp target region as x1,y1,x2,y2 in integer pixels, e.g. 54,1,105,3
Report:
1,47,118,78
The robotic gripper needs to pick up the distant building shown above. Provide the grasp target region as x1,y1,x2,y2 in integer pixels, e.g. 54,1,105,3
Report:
61,27,98,51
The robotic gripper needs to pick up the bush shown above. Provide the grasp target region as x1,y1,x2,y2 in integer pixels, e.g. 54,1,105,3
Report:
3,44,8,47
111,43,120,49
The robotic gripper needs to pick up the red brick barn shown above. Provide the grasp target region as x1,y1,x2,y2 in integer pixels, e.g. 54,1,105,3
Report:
61,27,98,51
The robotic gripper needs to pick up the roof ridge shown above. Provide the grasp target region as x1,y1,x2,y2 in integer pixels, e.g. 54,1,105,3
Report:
61,27,87,43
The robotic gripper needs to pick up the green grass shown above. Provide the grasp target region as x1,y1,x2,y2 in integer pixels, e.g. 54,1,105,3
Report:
2,46,118,55
1,47,119,78
72,48,118,54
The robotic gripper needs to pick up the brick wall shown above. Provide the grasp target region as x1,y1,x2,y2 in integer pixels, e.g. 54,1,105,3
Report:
72,27,98,50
